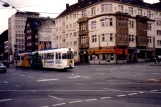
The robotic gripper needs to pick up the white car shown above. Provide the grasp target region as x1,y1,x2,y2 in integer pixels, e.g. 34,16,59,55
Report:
0,62,7,73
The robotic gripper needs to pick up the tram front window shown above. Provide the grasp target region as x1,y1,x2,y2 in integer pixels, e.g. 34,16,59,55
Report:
67,54,73,59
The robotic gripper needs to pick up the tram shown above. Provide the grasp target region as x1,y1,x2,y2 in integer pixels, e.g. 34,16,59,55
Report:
16,48,74,70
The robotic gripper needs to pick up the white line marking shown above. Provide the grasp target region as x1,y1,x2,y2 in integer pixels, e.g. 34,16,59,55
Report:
98,73,106,75
100,97,111,100
0,99,12,102
52,103,66,106
117,95,126,97
82,76,92,79
128,93,138,96
27,76,33,78
102,88,121,91
20,75,24,76
68,76,81,79
36,78,59,82
41,106,49,107
4,81,9,84
69,100,83,104
15,85,20,87
139,91,144,94
150,90,158,92
75,83,86,86
48,95,63,100
96,83,106,84
85,99,97,102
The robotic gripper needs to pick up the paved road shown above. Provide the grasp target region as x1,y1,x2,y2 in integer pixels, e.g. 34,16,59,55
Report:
0,63,161,107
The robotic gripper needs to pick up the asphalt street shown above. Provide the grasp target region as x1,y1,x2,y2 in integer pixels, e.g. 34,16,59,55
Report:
0,63,161,107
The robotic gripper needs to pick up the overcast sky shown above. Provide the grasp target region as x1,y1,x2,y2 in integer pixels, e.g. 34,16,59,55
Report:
0,0,159,33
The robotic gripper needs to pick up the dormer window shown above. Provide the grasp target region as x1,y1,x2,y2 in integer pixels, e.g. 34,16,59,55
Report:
91,7,96,16
118,5,123,13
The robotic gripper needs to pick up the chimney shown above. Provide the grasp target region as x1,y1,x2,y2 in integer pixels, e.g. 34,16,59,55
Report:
66,3,69,9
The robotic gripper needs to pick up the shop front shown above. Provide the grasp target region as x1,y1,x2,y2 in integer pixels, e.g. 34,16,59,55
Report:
88,48,128,64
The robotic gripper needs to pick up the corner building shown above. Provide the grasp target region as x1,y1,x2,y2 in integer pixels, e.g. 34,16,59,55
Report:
55,0,161,64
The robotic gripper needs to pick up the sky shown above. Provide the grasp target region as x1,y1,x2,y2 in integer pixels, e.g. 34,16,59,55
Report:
0,0,159,34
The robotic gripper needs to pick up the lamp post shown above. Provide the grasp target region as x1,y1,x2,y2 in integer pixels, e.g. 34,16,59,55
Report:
14,44,17,69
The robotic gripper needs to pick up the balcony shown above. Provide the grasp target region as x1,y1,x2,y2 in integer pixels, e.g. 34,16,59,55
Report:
79,43,89,49
79,30,88,36
77,17,88,23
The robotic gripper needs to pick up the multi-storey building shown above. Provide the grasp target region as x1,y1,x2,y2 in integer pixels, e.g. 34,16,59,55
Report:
24,17,55,52
8,11,40,55
55,0,161,64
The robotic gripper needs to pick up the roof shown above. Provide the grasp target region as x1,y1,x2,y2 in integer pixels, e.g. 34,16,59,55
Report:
56,0,159,19
24,17,47,34
16,11,40,16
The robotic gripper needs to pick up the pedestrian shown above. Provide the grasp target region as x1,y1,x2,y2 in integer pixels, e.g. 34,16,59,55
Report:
155,56,159,64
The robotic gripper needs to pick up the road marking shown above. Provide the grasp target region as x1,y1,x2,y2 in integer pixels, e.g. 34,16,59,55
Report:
82,76,92,79
27,76,33,78
69,100,83,104
37,78,59,82
75,83,87,86
68,76,81,79
41,106,49,107
117,95,126,97
128,93,138,96
100,97,111,100
52,103,66,106
98,73,106,75
102,88,121,91
85,99,97,102
139,91,144,94
4,81,9,83
96,83,106,84
48,95,63,100
15,85,20,87
150,90,158,92
0,99,12,102
20,75,24,76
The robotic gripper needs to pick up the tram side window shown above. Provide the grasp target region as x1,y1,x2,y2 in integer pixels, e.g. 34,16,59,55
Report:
62,54,67,59
21,56,24,60
56,53,59,59
44,53,54,59
59,53,61,59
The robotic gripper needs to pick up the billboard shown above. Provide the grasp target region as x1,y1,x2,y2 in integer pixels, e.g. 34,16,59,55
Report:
39,41,51,50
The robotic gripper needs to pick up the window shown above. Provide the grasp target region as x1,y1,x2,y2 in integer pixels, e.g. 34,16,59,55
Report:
66,25,68,29
82,10,86,17
81,36,86,44
70,24,72,28
129,7,133,15
74,41,77,46
157,30,161,36
147,11,151,18
70,42,72,46
60,35,61,39
56,36,58,40
110,18,113,26
92,35,97,42
110,33,113,42
129,20,134,28
101,4,112,13
148,36,152,43
148,23,152,30
157,40,161,46
70,33,72,37
102,34,105,42
80,23,86,31
118,5,123,12
129,35,134,42
138,9,142,16
67,42,68,46
157,20,161,26
66,34,68,38
91,7,96,16
73,32,77,36
91,21,96,29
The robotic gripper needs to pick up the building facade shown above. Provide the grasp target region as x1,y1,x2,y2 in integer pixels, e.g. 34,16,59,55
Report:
24,17,55,52
8,11,40,55
55,0,161,64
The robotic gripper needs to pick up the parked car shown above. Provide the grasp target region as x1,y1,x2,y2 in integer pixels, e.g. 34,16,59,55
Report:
0,62,7,73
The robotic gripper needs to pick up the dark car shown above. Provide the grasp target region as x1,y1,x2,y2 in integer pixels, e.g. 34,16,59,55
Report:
0,62,7,73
